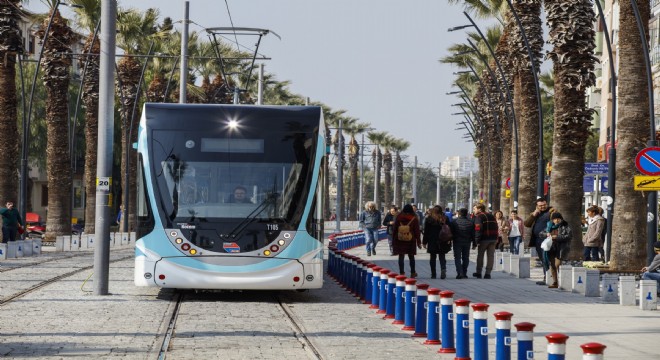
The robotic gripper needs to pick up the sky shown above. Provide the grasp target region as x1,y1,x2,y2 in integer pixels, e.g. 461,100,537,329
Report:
31,0,473,168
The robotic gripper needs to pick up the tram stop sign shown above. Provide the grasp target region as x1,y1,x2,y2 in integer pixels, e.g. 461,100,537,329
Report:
635,147,660,176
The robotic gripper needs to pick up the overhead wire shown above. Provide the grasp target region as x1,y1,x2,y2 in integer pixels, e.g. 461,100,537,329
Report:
224,0,241,54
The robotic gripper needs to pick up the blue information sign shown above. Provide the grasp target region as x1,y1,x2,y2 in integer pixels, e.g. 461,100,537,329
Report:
584,162,608,175
583,176,608,193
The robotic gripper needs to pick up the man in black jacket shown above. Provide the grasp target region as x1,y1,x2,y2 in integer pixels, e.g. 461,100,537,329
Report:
472,203,498,279
450,208,474,279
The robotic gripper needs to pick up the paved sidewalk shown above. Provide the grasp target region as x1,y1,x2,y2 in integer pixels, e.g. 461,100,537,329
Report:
342,239,660,359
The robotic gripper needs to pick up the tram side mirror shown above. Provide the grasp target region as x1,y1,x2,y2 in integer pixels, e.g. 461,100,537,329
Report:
132,142,138,149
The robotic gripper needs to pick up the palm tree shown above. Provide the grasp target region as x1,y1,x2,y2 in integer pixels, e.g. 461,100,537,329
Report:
0,0,23,205
71,0,101,234
543,0,597,260
610,0,651,269
37,3,76,240
116,7,160,231
367,131,388,210
381,135,396,208
344,121,370,220
390,138,410,208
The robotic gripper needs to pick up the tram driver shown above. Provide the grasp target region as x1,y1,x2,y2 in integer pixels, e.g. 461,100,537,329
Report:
228,186,253,204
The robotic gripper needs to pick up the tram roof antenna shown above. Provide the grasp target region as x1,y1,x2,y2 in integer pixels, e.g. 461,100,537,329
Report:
205,27,280,102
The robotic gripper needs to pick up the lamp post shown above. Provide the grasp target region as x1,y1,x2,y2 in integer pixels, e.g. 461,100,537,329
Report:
594,0,617,262
335,118,344,233
449,11,521,207
630,0,658,263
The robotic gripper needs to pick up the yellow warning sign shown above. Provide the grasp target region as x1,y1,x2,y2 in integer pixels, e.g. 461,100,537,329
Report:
634,176,660,191
505,189,511,198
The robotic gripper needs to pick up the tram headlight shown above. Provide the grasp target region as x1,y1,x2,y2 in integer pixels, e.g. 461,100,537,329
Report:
170,231,178,237
189,249,197,255
278,239,286,246
175,238,183,244
263,250,271,256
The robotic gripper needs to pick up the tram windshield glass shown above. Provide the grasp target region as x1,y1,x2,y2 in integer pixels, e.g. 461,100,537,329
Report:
150,127,316,229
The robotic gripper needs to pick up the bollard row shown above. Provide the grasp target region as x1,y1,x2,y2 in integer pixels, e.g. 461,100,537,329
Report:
327,244,611,359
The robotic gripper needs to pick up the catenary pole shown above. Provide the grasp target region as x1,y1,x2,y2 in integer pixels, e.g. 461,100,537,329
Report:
179,1,189,103
94,0,117,295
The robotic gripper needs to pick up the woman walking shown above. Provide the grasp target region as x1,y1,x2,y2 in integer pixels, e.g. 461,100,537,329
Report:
508,209,525,254
393,204,422,278
495,210,510,252
423,206,452,279
539,212,572,288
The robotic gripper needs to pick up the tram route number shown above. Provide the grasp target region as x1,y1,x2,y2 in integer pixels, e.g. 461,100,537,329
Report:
266,224,279,231
97,177,112,191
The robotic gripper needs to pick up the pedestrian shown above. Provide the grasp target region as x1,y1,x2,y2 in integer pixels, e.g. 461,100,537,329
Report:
444,207,453,223
508,209,525,255
1,200,24,243
382,205,399,256
358,201,382,256
451,208,474,279
495,210,510,252
539,212,572,288
524,197,554,285
472,203,498,279
412,205,425,231
393,204,422,278
640,241,660,293
423,206,452,279
583,205,605,262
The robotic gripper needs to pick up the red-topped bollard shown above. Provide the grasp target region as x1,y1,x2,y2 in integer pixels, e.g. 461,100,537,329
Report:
369,266,382,309
494,311,513,360
515,322,536,360
546,333,569,360
377,269,391,314
402,278,417,331
580,342,606,360
393,275,407,324
424,288,441,345
384,272,398,319
412,283,430,338
438,290,455,354
454,299,471,360
472,303,490,360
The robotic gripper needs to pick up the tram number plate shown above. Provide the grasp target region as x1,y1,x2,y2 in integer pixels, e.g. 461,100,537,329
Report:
266,224,279,231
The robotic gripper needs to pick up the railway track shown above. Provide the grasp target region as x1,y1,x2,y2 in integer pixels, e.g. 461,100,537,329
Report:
156,290,324,359
0,252,133,307
0,252,89,273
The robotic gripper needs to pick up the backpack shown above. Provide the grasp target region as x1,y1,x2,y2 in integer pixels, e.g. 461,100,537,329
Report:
397,217,415,241
438,223,453,243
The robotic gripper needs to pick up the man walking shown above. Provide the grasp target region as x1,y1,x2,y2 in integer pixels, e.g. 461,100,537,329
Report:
450,208,474,279
524,197,554,285
472,203,498,279
1,201,24,243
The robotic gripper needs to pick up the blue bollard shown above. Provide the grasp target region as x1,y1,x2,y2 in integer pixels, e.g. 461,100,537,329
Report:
438,290,456,354
402,278,417,331
580,342,606,360
357,259,366,301
393,275,407,324
472,303,490,360
365,263,375,305
454,299,471,360
377,269,390,314
424,288,441,345
369,267,382,309
494,311,513,360
412,283,430,338
384,272,398,319
515,322,536,360
546,333,569,360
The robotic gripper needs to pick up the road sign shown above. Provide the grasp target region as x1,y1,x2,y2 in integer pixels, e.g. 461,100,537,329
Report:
505,189,511,198
583,176,608,193
584,162,608,175
634,175,660,191
505,177,511,189
635,147,660,176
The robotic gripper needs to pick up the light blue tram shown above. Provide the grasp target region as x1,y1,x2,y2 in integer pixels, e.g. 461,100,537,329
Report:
134,103,325,290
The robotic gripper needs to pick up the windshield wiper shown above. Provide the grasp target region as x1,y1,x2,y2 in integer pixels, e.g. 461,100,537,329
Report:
222,191,279,239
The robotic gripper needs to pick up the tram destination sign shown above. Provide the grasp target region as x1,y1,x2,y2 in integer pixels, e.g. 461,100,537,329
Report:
584,162,608,175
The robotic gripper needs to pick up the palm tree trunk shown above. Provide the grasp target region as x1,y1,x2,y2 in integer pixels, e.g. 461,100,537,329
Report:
82,35,100,234
347,137,359,220
544,0,597,260
611,0,650,269
500,113,513,215
0,0,22,204
373,148,381,210
383,150,392,207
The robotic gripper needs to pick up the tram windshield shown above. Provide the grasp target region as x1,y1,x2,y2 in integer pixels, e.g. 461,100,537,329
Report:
150,127,315,229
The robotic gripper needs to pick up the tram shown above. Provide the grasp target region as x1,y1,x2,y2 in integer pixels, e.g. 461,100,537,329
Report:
134,103,325,290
